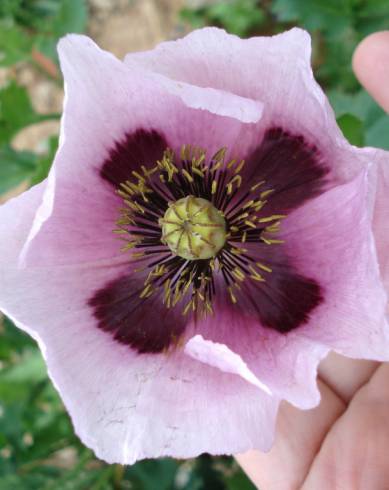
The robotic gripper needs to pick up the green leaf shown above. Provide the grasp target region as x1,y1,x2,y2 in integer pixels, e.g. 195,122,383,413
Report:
0,20,30,66
225,469,256,490
51,0,87,36
328,89,377,121
336,114,365,147
0,82,51,144
33,0,87,64
0,82,59,195
271,0,353,36
207,0,265,37
0,0,88,67
366,114,389,150
355,0,389,36
124,459,179,490
0,317,35,361
0,350,47,384
181,0,264,37
329,89,389,150
30,135,58,185
0,0,23,18
0,145,37,194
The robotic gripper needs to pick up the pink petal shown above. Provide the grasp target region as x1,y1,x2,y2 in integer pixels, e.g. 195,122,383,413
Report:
0,185,278,462
195,304,328,410
363,147,389,293
282,170,389,360
189,171,388,410
0,182,45,268
0,267,278,463
185,334,273,395
23,35,262,268
125,28,345,163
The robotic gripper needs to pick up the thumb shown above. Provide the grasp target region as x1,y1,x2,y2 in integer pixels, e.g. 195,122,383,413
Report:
353,31,389,114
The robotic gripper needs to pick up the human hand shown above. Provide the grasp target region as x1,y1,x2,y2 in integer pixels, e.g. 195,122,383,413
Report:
236,31,389,490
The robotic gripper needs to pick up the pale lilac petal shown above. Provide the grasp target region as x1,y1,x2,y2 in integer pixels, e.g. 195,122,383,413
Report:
362,147,389,293
197,308,329,410
124,55,264,124
190,171,388,409
185,334,272,395
0,266,279,462
282,171,389,360
23,35,261,268
0,182,45,267
0,186,278,462
127,32,339,151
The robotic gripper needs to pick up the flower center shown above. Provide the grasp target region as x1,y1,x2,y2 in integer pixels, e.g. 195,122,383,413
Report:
160,196,226,260
114,143,288,318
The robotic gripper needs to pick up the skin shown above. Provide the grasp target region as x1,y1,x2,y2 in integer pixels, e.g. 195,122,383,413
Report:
236,31,389,490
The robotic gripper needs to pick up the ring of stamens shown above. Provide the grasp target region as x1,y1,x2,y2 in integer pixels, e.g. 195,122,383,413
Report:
114,144,286,317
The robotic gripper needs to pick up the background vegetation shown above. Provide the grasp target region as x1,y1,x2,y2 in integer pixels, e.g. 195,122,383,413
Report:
1,0,388,488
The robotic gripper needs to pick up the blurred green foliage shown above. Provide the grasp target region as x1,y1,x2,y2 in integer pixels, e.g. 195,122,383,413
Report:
1,0,389,488
0,0,87,65
180,0,266,35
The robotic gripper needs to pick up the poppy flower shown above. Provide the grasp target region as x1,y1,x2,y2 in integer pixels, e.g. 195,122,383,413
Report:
1,27,388,464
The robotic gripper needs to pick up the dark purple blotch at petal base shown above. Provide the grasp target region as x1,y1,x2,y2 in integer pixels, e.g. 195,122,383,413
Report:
89,126,326,354
89,275,188,354
218,242,323,335
100,129,168,187
239,267,322,333
243,127,330,213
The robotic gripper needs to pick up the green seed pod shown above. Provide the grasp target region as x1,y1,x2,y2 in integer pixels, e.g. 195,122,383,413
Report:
160,196,226,260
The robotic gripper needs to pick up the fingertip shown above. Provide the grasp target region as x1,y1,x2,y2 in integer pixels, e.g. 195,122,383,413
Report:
352,31,389,113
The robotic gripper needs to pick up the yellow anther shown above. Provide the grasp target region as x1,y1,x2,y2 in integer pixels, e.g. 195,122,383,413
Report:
183,299,193,316
236,212,249,221
248,266,265,282
234,160,245,174
132,171,146,182
227,175,242,194
250,180,265,191
258,214,287,223
262,237,284,245
140,283,154,298
244,220,257,229
260,189,274,199
253,200,266,212
192,167,204,178
256,262,272,273
231,247,247,255
232,267,245,282
182,169,194,182
243,200,255,209
228,286,237,304
212,147,226,163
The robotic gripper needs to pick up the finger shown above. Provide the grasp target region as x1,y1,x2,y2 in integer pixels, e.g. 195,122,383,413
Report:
235,380,345,490
353,31,389,113
302,363,389,489
318,351,379,403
